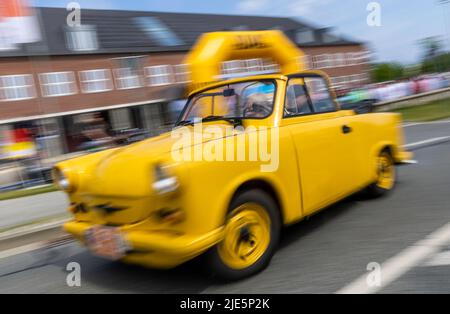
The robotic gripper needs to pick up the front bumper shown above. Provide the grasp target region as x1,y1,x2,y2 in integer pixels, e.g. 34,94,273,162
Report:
64,220,224,268
394,150,416,165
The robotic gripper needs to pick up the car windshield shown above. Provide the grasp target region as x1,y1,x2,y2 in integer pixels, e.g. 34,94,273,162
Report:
178,80,276,125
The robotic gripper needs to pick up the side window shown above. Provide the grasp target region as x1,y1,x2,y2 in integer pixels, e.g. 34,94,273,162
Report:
284,79,312,117
304,76,336,113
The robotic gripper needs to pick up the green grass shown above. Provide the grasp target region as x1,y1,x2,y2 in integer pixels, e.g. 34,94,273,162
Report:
393,99,450,122
0,184,58,201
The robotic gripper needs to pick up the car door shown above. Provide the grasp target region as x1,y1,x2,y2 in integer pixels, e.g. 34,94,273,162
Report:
283,75,361,215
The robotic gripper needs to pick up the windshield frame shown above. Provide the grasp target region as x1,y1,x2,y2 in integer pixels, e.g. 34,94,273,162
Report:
175,78,278,126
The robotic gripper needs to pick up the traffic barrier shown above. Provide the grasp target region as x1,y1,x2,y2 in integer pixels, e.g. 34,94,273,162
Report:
375,87,450,112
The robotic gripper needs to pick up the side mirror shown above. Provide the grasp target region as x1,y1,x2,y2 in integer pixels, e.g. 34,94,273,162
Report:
355,100,374,114
223,88,236,97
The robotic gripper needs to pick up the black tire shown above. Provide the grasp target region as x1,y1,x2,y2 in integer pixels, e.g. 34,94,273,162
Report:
366,149,396,198
206,189,281,281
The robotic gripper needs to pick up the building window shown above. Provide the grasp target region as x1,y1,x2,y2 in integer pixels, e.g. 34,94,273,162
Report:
324,54,333,68
330,77,337,87
109,108,133,131
299,55,311,70
0,74,35,101
313,55,322,69
79,69,113,93
322,32,338,44
245,59,264,72
39,72,77,97
355,51,370,64
174,64,190,83
359,73,369,82
134,16,184,47
113,68,142,90
65,25,98,51
311,55,322,69
262,59,280,73
34,118,65,157
221,60,245,75
334,53,346,67
350,74,359,83
145,65,174,86
296,29,314,44
316,54,332,69
142,103,164,136
345,52,355,66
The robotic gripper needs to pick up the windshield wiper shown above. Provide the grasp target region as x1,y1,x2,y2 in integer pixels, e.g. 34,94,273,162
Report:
176,120,194,127
201,115,243,127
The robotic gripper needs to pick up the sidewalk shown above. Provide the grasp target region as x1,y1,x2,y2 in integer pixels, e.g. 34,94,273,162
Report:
0,191,68,229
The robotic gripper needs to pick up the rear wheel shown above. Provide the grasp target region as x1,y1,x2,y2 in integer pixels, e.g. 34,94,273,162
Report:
206,189,281,281
367,149,396,197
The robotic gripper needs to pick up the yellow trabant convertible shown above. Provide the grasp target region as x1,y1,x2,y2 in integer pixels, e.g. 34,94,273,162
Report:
55,72,412,280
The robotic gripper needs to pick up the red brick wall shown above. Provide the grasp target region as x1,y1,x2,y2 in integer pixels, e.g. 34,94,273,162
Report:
0,52,186,120
0,44,369,121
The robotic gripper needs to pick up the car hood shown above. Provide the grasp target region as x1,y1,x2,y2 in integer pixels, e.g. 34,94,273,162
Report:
79,123,233,197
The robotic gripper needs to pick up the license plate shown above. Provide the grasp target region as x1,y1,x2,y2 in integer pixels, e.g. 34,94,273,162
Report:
85,226,128,260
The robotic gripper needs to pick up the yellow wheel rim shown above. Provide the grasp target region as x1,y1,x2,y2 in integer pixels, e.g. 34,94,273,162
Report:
376,152,395,190
218,203,271,270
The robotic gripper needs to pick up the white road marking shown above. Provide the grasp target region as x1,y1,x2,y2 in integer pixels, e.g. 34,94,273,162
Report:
423,250,450,267
403,136,450,149
404,123,423,127
400,160,418,164
403,120,450,127
0,241,46,260
336,222,450,294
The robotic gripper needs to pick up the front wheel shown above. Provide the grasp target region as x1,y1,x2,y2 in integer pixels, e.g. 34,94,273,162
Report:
206,190,281,281
366,149,396,198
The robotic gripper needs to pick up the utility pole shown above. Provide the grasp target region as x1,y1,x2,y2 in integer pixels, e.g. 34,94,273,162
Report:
438,1,450,49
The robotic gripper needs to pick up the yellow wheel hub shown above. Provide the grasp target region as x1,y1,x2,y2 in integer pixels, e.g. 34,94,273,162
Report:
376,152,395,190
218,203,271,270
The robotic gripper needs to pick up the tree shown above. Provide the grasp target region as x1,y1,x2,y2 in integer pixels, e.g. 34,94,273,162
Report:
418,36,443,60
371,63,405,83
418,36,445,72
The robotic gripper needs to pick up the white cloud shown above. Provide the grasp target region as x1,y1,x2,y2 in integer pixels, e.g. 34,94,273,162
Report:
237,0,269,13
236,0,334,17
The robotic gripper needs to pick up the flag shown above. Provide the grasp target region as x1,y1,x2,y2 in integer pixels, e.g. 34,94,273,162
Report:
0,0,41,50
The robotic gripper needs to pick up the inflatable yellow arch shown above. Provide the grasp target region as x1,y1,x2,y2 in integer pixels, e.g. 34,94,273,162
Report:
184,30,305,92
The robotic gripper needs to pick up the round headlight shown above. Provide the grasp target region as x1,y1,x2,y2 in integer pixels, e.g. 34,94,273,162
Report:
52,168,73,192
152,164,179,195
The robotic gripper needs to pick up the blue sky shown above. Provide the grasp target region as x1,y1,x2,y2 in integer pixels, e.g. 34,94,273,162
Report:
32,0,450,64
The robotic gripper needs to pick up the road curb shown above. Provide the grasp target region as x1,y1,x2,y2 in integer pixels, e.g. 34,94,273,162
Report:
0,234,74,260
0,218,69,242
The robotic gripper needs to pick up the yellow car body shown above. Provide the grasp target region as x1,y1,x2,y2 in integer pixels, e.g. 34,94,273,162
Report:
56,72,412,275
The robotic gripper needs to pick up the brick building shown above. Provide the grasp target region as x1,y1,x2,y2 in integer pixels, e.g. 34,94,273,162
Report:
0,7,370,160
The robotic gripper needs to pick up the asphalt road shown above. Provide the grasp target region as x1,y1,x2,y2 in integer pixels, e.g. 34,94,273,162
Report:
1,120,450,293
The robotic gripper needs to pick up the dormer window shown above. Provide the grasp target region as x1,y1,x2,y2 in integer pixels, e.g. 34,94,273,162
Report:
322,33,339,44
65,25,98,51
296,29,314,44
134,17,183,47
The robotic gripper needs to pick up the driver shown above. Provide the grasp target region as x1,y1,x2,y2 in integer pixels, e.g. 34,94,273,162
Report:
292,85,311,114
243,92,272,118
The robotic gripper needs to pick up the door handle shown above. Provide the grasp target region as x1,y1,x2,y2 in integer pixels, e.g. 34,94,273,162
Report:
342,125,352,134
